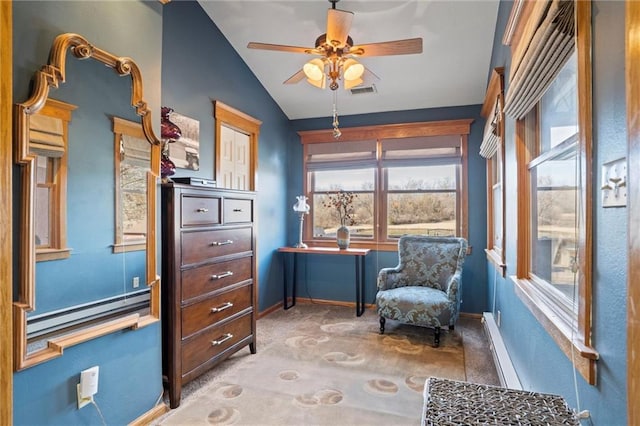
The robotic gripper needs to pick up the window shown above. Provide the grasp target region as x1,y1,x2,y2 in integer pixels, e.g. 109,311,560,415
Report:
113,117,151,253
30,99,76,262
480,67,506,273
505,0,597,383
300,120,471,251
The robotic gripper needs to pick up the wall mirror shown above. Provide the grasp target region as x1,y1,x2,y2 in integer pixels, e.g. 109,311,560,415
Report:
14,33,161,370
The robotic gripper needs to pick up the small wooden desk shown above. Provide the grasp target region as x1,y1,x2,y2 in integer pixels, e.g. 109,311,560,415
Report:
277,246,371,316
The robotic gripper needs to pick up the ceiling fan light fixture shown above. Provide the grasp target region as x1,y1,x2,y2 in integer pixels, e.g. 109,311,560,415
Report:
307,76,326,89
342,58,364,81
303,58,325,82
344,77,363,90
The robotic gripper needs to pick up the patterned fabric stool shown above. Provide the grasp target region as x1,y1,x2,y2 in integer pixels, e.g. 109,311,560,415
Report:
422,377,579,425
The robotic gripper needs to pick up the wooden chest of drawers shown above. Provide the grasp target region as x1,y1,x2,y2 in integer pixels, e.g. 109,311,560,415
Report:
161,183,257,408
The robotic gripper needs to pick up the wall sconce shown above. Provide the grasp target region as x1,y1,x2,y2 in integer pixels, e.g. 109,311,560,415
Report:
292,195,310,248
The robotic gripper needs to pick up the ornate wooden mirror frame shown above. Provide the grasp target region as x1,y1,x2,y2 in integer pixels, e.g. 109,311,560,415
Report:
13,33,161,370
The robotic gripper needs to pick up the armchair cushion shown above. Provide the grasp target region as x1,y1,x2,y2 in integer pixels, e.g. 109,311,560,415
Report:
377,286,451,328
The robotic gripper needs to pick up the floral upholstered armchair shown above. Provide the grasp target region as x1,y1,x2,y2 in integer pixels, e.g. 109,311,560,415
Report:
376,235,468,347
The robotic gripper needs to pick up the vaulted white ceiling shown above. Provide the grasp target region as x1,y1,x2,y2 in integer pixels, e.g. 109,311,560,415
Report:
198,0,500,120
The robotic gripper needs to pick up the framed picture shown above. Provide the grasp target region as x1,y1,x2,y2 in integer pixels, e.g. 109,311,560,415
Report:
168,111,200,171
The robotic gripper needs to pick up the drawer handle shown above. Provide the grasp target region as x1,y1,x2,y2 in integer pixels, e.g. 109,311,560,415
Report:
211,271,234,280
196,207,209,213
211,333,233,346
233,208,243,212
210,302,234,313
211,240,233,246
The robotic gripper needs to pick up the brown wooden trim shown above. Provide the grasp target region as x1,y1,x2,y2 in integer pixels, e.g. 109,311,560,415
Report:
481,67,505,118
213,100,261,191
33,99,76,261
482,68,506,271
294,297,376,311
460,134,469,241
0,0,12,422
298,119,474,144
35,248,71,262
485,249,506,277
128,403,170,426
257,302,282,319
626,0,640,422
515,116,531,278
502,0,525,46
459,312,483,320
575,0,594,356
301,119,472,245
486,160,494,254
13,33,162,371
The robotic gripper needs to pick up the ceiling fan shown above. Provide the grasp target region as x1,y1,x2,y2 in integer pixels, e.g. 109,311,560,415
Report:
247,0,423,91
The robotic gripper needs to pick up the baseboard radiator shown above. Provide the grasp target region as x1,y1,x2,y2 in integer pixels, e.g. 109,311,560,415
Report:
482,312,522,390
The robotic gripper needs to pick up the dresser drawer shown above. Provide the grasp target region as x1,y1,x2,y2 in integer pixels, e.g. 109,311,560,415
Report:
181,313,252,375
224,198,253,223
182,284,253,338
181,256,252,301
181,227,252,265
181,195,221,227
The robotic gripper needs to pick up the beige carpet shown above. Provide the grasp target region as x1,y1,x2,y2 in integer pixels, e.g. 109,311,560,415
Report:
155,304,498,425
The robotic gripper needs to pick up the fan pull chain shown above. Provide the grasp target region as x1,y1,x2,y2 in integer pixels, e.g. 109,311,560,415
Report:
332,90,341,139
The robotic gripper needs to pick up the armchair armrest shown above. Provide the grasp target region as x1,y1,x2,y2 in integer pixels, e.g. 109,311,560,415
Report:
377,266,403,291
445,271,463,303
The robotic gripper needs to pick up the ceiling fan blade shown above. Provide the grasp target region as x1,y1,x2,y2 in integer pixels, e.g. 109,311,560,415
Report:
283,69,306,85
247,42,318,55
350,38,423,57
326,8,354,48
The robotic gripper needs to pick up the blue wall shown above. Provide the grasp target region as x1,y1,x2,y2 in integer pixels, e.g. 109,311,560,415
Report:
12,1,629,424
485,1,628,424
12,2,164,425
289,106,488,314
161,1,291,312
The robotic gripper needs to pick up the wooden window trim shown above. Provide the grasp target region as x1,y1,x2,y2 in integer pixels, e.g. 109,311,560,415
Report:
627,0,640,422
299,120,472,250
482,68,506,275
112,117,148,253
33,99,76,262
511,0,597,385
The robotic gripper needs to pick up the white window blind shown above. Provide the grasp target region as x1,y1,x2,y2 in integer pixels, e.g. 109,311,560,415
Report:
306,140,376,170
381,135,461,167
503,0,575,120
480,99,500,158
29,114,65,157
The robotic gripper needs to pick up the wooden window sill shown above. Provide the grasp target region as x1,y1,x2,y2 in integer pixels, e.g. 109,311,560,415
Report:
485,249,506,276
511,276,598,385
36,248,71,262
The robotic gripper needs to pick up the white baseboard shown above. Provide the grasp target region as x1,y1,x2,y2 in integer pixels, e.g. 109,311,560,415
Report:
482,312,522,390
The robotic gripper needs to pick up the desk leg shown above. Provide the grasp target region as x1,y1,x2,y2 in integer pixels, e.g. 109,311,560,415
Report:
283,252,297,310
355,255,365,317
293,252,298,306
361,254,366,315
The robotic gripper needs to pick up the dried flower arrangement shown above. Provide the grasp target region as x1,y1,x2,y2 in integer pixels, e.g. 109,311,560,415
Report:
323,190,357,226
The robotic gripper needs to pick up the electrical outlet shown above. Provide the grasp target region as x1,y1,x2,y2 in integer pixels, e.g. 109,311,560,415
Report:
497,310,501,327
77,366,99,409
132,276,139,288
77,384,93,409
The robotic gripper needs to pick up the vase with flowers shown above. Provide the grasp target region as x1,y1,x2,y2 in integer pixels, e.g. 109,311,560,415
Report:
323,190,357,249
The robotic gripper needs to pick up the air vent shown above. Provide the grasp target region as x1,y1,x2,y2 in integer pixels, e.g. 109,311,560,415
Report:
350,84,377,95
